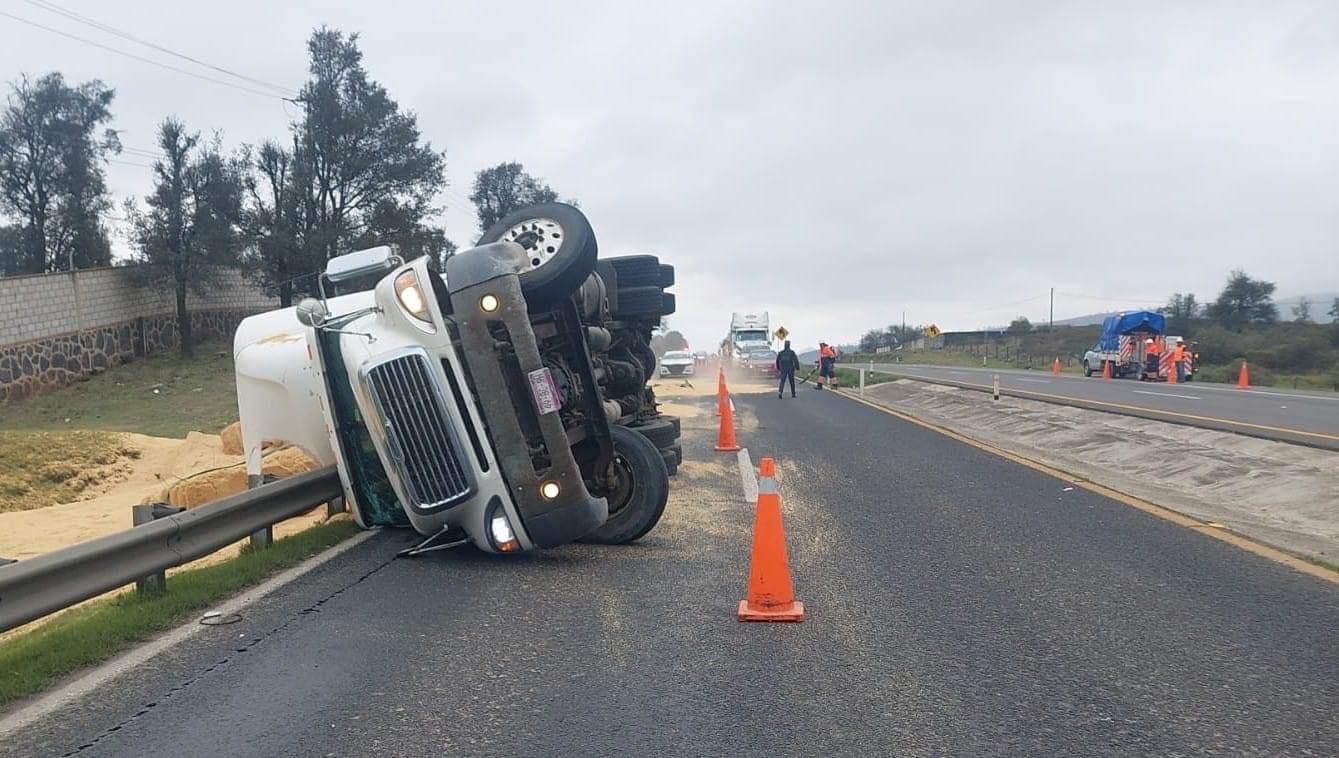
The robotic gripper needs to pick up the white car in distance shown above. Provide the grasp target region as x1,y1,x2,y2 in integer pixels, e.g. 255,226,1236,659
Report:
659,350,695,377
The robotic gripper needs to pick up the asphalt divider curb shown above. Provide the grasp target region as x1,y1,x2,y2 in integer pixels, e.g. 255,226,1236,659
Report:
833,388,1339,587
866,368,1339,452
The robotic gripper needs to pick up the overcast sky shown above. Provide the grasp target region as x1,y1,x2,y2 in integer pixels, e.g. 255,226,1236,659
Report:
3,1,1337,350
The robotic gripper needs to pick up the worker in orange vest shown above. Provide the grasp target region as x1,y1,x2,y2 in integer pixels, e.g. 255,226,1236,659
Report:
1143,337,1162,380
1169,339,1189,383
816,342,838,390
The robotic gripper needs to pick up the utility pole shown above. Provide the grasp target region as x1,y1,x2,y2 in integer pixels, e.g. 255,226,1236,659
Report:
902,311,906,337
1049,288,1054,331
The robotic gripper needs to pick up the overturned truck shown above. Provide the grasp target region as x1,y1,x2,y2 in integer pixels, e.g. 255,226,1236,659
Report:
233,204,680,554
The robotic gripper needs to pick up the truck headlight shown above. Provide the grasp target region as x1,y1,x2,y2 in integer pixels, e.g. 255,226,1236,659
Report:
489,512,519,553
393,270,435,332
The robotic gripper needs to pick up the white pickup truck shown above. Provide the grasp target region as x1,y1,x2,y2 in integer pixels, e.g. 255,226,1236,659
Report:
233,204,681,555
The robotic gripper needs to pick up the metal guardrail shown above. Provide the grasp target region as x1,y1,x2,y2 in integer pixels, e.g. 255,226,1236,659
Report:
0,466,342,633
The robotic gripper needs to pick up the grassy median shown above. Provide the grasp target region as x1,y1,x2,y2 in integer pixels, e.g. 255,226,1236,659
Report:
0,341,239,438
0,518,360,708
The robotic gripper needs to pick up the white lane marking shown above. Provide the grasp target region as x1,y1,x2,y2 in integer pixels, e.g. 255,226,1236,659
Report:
1016,378,1050,384
1132,390,1202,400
0,529,379,737
737,448,758,504
1178,384,1339,402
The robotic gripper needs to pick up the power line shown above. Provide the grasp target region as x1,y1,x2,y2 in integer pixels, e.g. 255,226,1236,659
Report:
108,158,155,169
0,10,292,102
1056,291,1163,306
23,0,297,98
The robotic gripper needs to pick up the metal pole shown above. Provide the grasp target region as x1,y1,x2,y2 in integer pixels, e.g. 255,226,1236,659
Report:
1049,287,1054,331
247,474,273,550
993,373,1000,401
132,505,167,595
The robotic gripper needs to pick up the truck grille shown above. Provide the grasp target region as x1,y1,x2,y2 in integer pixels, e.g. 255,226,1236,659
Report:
364,352,473,510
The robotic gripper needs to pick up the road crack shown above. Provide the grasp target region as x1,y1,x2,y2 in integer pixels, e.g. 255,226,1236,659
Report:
61,551,399,756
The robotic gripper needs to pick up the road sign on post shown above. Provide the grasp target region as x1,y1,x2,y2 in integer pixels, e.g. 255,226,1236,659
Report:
927,324,942,338
774,326,789,341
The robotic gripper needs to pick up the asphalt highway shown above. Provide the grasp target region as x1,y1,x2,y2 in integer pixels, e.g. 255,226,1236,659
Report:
5,390,1338,756
867,363,1339,450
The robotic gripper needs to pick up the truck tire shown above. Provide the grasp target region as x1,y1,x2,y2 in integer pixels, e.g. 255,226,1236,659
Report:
579,425,669,545
606,255,662,288
630,416,680,450
657,264,675,288
660,444,681,477
612,286,669,320
478,202,597,312
660,292,676,316
1083,360,1093,377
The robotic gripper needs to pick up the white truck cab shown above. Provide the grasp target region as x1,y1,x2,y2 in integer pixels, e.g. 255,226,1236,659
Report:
234,205,681,554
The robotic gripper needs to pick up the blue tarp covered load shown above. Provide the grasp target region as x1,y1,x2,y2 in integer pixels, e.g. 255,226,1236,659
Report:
1098,311,1166,352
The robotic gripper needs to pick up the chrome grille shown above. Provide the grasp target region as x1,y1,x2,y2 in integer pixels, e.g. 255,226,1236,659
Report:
364,352,472,510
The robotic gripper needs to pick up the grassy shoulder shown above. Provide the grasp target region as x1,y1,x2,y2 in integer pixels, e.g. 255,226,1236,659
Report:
0,431,142,512
0,341,239,437
0,518,360,708
833,367,900,387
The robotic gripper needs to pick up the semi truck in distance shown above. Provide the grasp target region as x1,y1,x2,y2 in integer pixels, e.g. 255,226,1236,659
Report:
725,311,772,366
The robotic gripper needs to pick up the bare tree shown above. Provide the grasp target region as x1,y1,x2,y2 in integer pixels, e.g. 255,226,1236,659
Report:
127,119,245,358
469,161,561,232
0,73,119,274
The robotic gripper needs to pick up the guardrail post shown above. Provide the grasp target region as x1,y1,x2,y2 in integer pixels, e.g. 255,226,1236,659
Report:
132,505,167,595
859,368,866,397
327,495,346,517
247,474,273,550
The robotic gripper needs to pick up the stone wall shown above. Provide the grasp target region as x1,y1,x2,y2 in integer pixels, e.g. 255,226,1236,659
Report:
0,265,279,403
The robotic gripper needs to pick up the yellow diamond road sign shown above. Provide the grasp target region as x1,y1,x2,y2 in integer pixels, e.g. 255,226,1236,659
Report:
927,324,941,338
774,326,789,341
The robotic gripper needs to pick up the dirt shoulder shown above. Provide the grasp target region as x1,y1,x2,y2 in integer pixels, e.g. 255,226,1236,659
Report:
855,380,1339,562
0,431,327,564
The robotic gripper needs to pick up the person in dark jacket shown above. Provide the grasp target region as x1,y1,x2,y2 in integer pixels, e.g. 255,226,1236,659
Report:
775,340,800,398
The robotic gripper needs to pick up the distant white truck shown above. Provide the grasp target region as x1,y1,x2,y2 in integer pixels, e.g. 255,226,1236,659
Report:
726,311,771,366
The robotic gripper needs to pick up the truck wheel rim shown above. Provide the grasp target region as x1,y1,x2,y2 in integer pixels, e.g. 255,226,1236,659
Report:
605,456,636,517
500,218,564,272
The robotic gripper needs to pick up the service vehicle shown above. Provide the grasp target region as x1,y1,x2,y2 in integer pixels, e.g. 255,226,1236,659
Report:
1082,311,1165,378
658,350,695,377
234,204,681,555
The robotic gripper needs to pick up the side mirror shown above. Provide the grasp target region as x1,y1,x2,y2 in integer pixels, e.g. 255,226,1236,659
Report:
295,298,328,327
325,245,401,284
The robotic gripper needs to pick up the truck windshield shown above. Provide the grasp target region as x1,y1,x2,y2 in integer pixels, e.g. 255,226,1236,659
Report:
735,329,768,343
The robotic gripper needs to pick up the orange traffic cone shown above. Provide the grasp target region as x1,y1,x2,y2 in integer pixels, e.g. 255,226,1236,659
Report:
715,390,741,452
738,458,804,622
1237,361,1249,389
1167,360,1178,384
1102,360,1112,381
715,370,726,416
1052,357,1061,376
